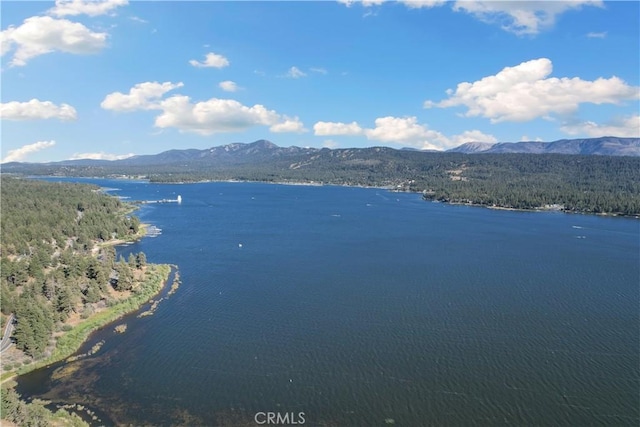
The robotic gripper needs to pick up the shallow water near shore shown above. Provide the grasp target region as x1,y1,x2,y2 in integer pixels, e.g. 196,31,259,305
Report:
16,178,640,426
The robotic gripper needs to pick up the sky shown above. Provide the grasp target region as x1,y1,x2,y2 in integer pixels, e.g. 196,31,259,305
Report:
1,0,639,163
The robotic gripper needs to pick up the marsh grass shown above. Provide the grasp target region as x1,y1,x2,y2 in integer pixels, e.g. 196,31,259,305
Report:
1,264,170,382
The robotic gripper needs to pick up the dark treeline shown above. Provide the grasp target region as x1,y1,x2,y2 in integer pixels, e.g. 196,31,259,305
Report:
418,154,640,214
1,385,87,427
1,177,139,256
1,177,146,359
4,150,640,215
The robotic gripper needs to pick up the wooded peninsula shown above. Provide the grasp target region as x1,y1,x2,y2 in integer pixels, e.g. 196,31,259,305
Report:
0,177,170,426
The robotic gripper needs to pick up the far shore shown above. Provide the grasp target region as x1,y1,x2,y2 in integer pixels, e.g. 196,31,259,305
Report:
103,176,637,217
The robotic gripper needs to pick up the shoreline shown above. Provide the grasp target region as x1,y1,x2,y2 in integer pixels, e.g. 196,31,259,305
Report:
21,175,639,217
149,177,639,218
1,264,171,384
441,200,637,218
2,204,161,384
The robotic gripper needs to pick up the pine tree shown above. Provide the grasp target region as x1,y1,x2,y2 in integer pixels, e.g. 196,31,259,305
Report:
136,252,147,269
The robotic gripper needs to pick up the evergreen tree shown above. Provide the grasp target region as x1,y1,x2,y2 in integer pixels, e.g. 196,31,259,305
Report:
136,252,147,269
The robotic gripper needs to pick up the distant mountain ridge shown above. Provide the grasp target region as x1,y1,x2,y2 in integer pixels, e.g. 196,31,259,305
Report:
4,137,639,216
446,137,639,156
2,136,640,172
2,137,638,170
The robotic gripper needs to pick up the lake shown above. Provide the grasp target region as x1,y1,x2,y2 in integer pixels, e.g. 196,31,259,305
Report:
17,179,640,426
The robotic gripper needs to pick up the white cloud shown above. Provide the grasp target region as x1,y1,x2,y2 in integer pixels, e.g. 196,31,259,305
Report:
286,66,307,79
310,67,328,74
315,116,495,150
339,0,601,35
1,16,108,66
48,0,128,17
400,0,447,9
586,31,607,38
425,58,640,123
560,115,640,138
520,135,542,142
1,99,77,121
270,116,307,133
154,96,281,135
338,0,386,6
450,130,498,146
219,80,239,92
103,82,306,135
2,140,56,163
1,29,15,56
69,151,135,160
101,81,184,111
313,121,364,136
452,1,603,35
189,52,229,68
363,116,450,150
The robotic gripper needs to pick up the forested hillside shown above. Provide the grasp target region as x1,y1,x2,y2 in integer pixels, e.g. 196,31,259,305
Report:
3,141,639,215
419,154,640,214
0,177,156,360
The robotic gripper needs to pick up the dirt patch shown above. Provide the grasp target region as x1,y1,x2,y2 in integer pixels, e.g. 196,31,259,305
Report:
446,165,468,181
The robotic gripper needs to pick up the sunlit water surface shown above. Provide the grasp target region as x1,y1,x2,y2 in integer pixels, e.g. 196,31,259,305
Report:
17,178,640,426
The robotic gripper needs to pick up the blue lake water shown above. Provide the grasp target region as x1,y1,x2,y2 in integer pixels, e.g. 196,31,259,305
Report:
17,179,640,426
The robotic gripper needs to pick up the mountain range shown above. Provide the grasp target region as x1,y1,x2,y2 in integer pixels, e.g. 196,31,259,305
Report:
2,137,639,171
3,136,639,215
448,137,640,156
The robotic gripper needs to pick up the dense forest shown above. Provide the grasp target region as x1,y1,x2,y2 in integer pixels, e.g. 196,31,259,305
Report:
1,384,88,427
0,177,150,359
5,148,640,215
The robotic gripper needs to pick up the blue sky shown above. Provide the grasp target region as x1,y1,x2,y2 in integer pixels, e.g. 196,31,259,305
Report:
1,0,639,162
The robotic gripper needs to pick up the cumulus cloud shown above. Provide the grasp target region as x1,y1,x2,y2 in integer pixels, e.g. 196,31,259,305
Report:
101,81,184,111
103,81,306,135
1,16,107,66
154,96,279,135
449,130,498,146
189,52,229,68
560,115,640,138
69,151,135,160
1,99,77,121
270,116,307,133
286,66,307,78
365,117,496,150
219,80,239,92
315,116,495,150
48,0,128,17
1,29,15,56
452,1,603,35
2,140,56,163
363,116,450,150
314,121,364,136
425,58,640,123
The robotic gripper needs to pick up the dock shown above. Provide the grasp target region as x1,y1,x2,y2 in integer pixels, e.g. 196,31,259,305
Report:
140,195,182,204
